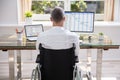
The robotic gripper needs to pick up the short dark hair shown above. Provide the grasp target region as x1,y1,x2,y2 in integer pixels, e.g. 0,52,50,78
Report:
51,7,64,23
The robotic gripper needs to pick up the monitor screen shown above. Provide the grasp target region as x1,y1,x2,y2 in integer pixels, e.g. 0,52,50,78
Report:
24,24,44,37
64,11,94,33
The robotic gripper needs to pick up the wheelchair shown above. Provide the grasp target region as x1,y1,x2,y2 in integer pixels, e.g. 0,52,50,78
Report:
31,63,93,80
31,43,93,80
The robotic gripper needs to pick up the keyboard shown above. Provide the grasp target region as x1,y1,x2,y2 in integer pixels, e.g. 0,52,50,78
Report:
27,37,37,41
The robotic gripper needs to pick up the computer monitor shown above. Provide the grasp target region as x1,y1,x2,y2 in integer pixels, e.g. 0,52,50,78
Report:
64,11,94,33
24,24,44,41
24,24,44,37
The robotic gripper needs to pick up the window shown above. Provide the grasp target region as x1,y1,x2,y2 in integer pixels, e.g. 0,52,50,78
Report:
32,0,104,21
32,0,64,14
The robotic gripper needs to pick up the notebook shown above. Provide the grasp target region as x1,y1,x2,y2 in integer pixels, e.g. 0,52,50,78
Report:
24,24,44,41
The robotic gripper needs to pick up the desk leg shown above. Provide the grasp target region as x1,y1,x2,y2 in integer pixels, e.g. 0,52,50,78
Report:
96,49,103,80
87,49,92,80
17,50,22,80
87,49,92,72
8,50,15,80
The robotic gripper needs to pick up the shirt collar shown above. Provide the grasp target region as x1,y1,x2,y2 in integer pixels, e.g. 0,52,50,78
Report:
52,26,64,30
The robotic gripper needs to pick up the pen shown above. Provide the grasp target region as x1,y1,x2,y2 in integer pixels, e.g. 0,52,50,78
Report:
16,28,24,33
21,28,24,33
16,28,18,33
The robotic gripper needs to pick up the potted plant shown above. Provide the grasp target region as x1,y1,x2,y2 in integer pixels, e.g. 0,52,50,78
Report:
98,32,104,42
25,11,33,24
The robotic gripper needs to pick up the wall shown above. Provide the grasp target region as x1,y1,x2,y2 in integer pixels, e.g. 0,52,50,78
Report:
0,0,18,24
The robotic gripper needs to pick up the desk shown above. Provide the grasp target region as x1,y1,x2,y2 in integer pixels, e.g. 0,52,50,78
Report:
0,36,119,80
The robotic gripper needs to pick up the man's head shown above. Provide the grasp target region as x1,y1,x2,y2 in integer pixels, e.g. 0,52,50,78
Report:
50,7,65,26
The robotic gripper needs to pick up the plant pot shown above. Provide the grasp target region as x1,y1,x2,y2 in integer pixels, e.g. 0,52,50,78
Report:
98,35,104,42
25,17,32,25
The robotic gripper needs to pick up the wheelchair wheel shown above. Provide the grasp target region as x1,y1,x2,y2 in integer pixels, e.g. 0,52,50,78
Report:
31,65,41,80
31,69,35,80
85,72,93,80
82,74,92,80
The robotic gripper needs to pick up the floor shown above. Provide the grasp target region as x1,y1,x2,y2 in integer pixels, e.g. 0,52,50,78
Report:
0,60,120,80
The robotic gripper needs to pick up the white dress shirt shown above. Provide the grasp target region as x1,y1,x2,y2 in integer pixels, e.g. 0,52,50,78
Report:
36,27,80,56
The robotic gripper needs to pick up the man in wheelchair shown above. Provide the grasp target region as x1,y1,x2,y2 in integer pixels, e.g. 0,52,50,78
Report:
34,7,80,80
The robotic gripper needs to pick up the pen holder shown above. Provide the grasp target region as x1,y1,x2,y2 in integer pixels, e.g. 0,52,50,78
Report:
17,32,22,41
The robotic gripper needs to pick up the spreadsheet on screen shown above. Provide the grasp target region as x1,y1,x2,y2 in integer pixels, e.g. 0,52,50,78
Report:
64,11,94,33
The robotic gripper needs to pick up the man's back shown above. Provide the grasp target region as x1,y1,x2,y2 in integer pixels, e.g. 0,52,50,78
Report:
36,27,79,49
